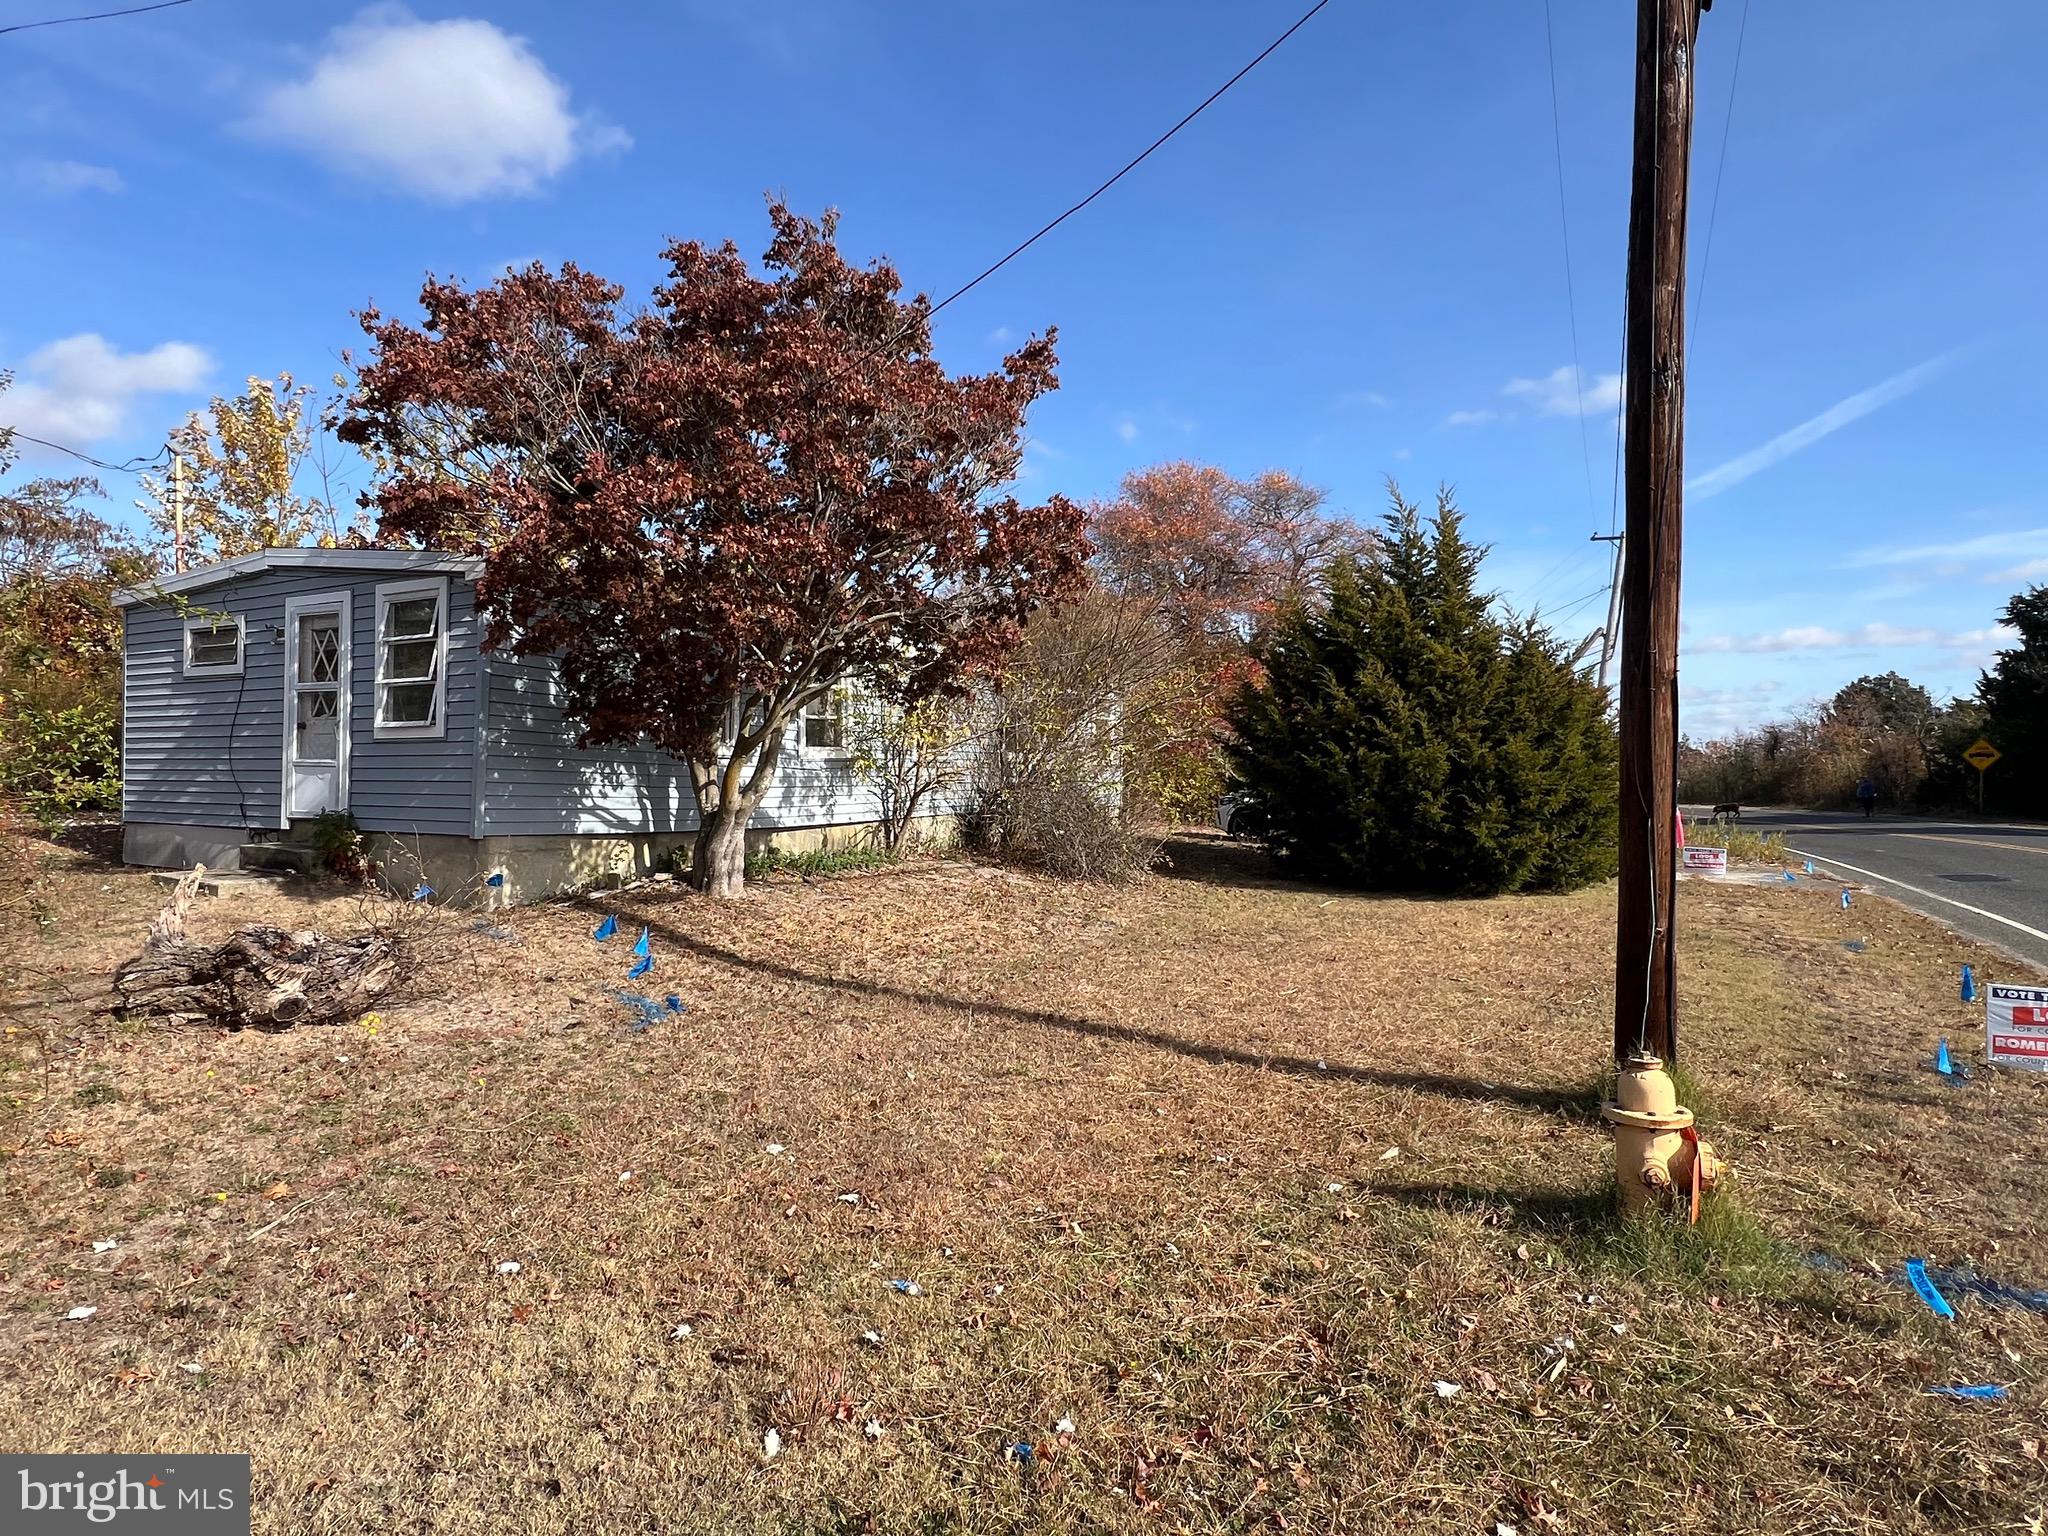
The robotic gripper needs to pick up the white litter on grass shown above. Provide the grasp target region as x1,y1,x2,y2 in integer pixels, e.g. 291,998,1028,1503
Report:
765,1144,786,1156
1326,1182,1344,1193
1315,1059,1327,1071
864,1419,885,1440
1163,1242,1180,1257
618,1171,633,1183
496,1261,522,1275
335,1054,350,1065
889,1279,923,1297
860,1330,884,1347
1496,1523,1521,1536
1055,1416,1076,1436
1378,1146,1402,1163
762,1428,781,1459
67,1306,98,1321
1611,1322,1628,1335
838,1193,862,1205
671,1323,693,1339
92,1239,119,1254
179,1361,203,1374
1432,1380,1461,1398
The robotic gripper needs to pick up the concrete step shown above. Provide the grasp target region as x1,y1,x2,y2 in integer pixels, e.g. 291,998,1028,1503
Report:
240,843,314,875
151,869,298,899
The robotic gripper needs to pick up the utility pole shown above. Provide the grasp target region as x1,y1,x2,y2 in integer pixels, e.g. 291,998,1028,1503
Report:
172,452,188,574
1613,0,1707,1067
1592,532,1624,697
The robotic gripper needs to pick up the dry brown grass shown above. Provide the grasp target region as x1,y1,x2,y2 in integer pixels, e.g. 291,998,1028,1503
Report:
2,829,2045,1534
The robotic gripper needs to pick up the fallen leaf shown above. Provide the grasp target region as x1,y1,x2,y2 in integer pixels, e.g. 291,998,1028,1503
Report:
262,1181,293,1201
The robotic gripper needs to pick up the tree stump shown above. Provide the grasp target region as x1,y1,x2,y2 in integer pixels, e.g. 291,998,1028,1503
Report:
112,867,407,1028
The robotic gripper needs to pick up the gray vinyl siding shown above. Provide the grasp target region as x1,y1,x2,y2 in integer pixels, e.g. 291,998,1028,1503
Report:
478,651,884,837
121,566,478,836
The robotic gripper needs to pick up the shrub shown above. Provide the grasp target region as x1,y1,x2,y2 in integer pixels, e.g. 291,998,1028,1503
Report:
0,695,120,825
307,812,370,882
1223,486,1618,896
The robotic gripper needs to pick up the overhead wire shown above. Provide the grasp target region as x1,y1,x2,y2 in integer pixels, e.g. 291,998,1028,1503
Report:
1689,0,1752,349
3,430,171,475
1540,0,1599,519
920,0,1335,323
0,0,193,36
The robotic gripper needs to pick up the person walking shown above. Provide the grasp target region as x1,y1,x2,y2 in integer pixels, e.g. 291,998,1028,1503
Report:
1856,775,1878,819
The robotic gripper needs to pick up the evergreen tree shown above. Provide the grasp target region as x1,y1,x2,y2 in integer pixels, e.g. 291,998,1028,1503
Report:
1977,585,2048,817
1224,486,1617,895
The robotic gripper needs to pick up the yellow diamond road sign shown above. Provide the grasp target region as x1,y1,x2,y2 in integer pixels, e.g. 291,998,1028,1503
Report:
1963,738,2002,772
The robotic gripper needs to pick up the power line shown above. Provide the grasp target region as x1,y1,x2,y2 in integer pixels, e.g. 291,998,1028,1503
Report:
924,0,1334,320
1540,0,1598,518
0,0,194,37
1689,0,1752,347
2,429,170,474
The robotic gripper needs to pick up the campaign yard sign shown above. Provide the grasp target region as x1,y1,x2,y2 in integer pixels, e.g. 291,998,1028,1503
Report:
1986,983,2048,1072
1679,846,1728,876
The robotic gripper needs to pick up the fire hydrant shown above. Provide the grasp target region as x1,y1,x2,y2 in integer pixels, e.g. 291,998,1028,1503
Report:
1600,1053,1723,1219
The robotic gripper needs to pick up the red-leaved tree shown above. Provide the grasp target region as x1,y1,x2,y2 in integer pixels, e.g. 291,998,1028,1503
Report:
339,205,1087,895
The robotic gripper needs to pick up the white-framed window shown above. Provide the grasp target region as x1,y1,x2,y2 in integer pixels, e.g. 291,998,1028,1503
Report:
802,685,848,753
181,613,244,677
373,576,447,739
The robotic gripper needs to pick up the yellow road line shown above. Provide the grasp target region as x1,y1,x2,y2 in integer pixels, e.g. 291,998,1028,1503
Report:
1892,832,2048,859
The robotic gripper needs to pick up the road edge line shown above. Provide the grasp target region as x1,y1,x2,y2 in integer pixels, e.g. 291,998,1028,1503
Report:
1785,845,2048,945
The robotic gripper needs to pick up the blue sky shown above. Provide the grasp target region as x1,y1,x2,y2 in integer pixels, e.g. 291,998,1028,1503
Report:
4,0,2045,736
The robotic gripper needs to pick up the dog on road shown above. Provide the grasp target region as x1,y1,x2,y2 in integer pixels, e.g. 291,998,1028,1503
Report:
1710,802,1741,824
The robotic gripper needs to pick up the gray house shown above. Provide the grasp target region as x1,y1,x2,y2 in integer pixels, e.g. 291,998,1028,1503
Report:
115,548,898,900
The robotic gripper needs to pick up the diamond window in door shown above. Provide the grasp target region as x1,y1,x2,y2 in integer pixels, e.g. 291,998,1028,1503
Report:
299,615,341,684
296,685,341,761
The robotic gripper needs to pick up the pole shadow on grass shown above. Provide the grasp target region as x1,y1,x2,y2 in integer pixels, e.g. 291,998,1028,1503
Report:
600,902,1600,1123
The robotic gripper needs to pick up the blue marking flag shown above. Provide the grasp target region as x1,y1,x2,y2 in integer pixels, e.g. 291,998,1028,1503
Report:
1936,1038,1955,1076
1840,889,1852,910
1783,871,1796,883
1007,1442,1034,1465
592,914,618,942
1961,964,1977,1003
1927,1384,2008,1401
664,995,685,1013
1905,1258,1957,1319
411,883,433,902
1804,859,1815,874
486,871,505,887
627,953,653,980
632,926,650,959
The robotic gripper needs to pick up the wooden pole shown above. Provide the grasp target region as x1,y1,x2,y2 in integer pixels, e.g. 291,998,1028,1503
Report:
172,452,188,574
1614,0,1706,1066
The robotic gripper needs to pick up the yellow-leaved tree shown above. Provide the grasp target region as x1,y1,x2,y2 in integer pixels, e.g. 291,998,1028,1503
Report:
139,372,357,564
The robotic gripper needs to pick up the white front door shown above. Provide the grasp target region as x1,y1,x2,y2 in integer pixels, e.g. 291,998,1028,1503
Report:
283,594,351,822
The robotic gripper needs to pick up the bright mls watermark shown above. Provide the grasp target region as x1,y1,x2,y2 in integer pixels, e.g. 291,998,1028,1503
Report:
3,1456,249,1534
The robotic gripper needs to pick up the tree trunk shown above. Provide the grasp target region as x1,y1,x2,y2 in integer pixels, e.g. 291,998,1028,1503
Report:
689,804,750,898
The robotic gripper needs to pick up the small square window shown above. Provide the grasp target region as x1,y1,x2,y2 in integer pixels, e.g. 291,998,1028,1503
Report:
183,616,243,676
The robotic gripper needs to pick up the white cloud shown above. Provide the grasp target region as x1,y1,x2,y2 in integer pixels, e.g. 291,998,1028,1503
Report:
1502,364,1621,418
986,326,1015,346
1991,558,2048,585
1687,350,1959,501
1392,447,1413,462
1844,526,2048,570
1337,388,1393,410
1689,621,2017,655
1114,417,1140,444
18,158,124,196
249,6,628,203
0,333,211,445
1443,409,1497,428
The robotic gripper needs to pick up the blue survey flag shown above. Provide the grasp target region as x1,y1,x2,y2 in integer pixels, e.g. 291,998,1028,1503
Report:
1840,889,1852,910
487,871,505,887
633,926,650,959
1905,1258,1957,1319
411,883,433,901
627,953,653,980
1961,964,1977,1002
592,914,618,942
1936,1038,1954,1075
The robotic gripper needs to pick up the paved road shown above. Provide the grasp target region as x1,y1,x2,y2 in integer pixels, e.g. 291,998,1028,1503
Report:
1700,806,2048,974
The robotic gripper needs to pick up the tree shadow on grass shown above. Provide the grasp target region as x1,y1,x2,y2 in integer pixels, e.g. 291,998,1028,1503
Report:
603,901,1601,1123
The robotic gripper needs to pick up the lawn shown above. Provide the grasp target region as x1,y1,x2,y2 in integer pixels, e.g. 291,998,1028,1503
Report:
3,829,2045,1534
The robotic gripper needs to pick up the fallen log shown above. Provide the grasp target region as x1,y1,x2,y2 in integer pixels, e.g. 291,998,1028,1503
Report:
112,867,407,1028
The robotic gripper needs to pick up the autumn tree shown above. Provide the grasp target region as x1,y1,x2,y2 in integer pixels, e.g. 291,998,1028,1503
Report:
340,204,1087,895
139,372,352,564
0,384,155,818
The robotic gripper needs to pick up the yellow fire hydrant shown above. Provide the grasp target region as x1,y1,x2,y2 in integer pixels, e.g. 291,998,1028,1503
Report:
1600,1052,1723,1219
